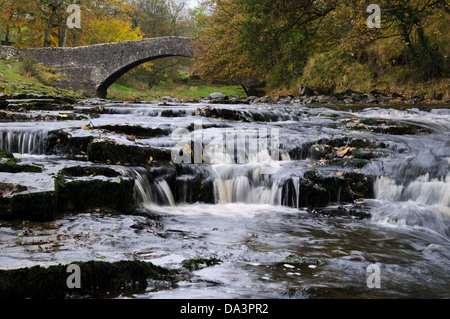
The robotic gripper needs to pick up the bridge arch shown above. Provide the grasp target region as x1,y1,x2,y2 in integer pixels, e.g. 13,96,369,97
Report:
96,51,192,99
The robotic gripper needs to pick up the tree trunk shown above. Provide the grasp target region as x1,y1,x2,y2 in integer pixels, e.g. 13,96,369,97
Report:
58,24,68,47
43,13,57,47
4,23,10,46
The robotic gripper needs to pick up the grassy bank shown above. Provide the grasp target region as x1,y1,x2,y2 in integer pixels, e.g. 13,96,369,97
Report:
271,50,449,102
1,57,447,103
0,60,82,98
107,82,246,101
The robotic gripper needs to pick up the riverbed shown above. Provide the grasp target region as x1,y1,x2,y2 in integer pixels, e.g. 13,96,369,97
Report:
0,97,449,298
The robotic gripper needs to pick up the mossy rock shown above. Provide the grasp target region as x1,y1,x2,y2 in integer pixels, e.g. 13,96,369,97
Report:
350,118,433,135
0,260,177,299
0,162,43,173
55,174,135,214
303,170,374,203
0,191,56,221
173,164,215,204
46,130,94,157
0,111,30,122
279,287,308,298
98,125,170,138
282,177,330,208
283,255,326,265
196,106,251,122
3,101,74,111
0,149,43,172
0,183,27,195
87,141,171,166
181,257,222,271
0,149,15,160
59,165,120,178
326,157,370,169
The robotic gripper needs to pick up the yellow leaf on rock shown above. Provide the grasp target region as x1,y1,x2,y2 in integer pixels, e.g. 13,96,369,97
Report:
337,146,354,157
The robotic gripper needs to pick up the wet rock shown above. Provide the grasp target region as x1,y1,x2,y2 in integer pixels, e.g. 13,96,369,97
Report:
196,106,251,122
326,157,370,169
309,144,333,160
182,257,222,271
97,124,170,138
173,164,215,204
303,170,374,203
0,110,30,122
0,260,177,299
87,141,171,166
161,96,180,103
348,118,434,135
206,92,228,101
0,150,42,173
0,191,56,221
55,170,135,214
46,130,94,157
0,183,27,197
312,204,371,219
253,96,271,104
59,165,120,178
282,177,330,208
315,95,331,104
283,254,326,265
279,287,308,298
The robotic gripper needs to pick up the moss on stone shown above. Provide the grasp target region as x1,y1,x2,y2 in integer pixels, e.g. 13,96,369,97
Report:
181,257,222,271
55,174,135,214
98,125,170,138
87,141,171,166
46,130,94,157
0,260,177,299
0,163,43,173
59,165,120,178
0,191,56,221
283,255,326,265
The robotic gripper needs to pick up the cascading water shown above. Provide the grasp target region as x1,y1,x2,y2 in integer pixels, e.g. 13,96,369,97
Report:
4,100,450,298
0,129,48,154
128,167,175,207
209,163,285,205
372,174,450,238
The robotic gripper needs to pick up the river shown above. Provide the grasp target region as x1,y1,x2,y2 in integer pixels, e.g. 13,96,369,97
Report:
0,98,449,298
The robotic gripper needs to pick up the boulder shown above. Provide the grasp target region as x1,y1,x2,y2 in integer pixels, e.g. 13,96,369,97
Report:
206,92,228,101
0,260,177,299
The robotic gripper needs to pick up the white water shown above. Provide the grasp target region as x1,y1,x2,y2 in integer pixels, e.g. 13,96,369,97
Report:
374,174,450,208
0,130,48,154
131,168,175,206
372,175,450,238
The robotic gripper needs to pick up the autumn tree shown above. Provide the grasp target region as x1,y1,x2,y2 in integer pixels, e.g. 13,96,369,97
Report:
324,0,449,80
193,0,336,90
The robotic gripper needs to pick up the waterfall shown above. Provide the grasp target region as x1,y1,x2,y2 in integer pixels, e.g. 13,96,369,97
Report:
129,168,175,207
372,175,450,238
374,174,450,208
0,130,48,154
209,163,296,206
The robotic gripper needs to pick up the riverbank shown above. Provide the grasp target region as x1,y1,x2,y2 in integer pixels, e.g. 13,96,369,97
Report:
1,59,448,105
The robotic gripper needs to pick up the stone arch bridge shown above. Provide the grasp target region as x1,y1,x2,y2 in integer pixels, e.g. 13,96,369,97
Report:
0,37,194,98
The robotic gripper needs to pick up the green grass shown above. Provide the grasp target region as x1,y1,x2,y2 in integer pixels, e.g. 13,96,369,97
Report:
108,82,246,101
292,50,449,101
0,59,82,97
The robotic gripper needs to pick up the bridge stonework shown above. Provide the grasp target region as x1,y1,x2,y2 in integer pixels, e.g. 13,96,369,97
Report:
0,37,194,98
